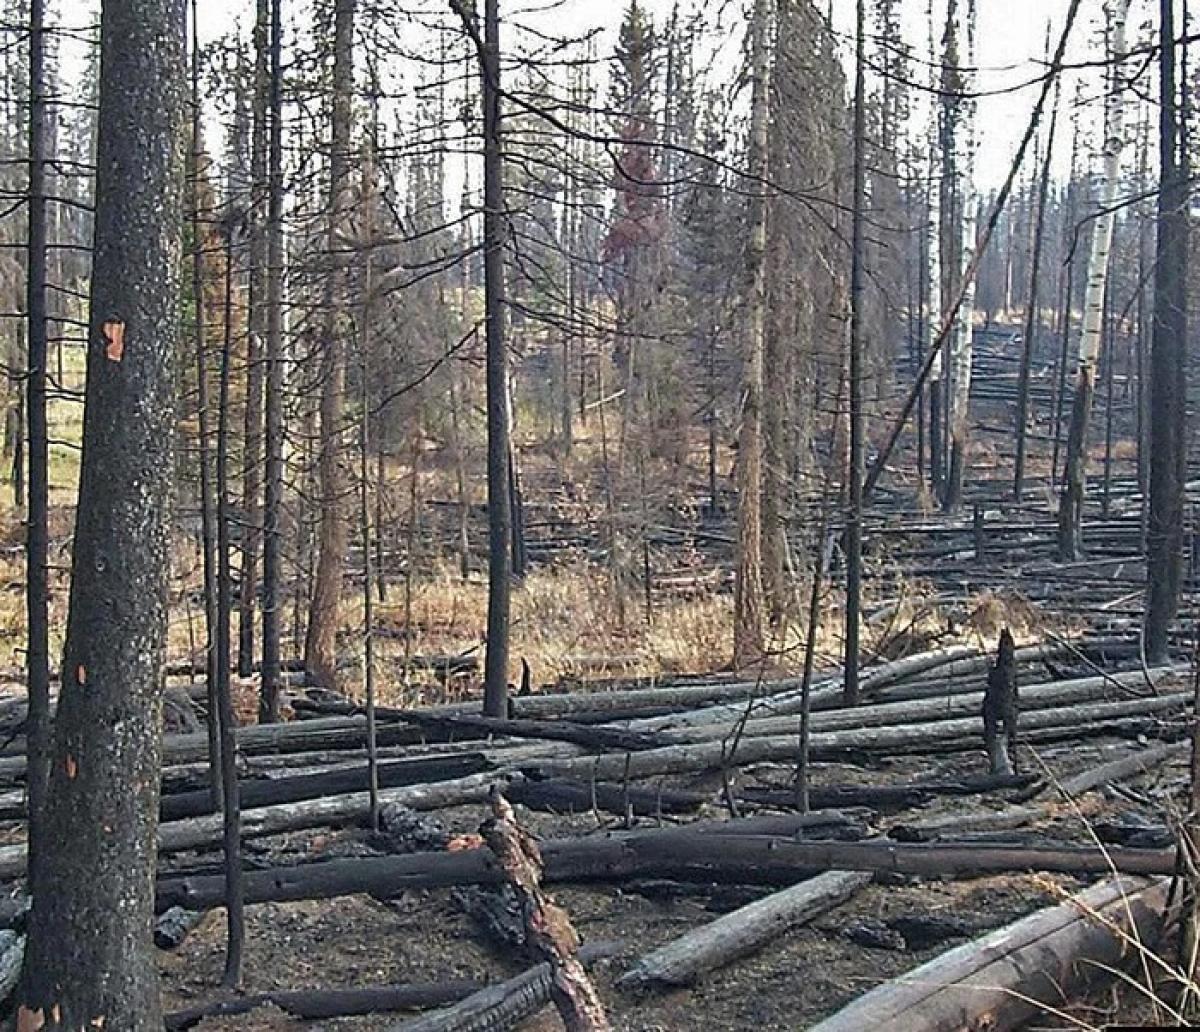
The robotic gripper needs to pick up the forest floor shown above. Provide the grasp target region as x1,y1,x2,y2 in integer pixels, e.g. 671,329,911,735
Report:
154,731,1188,1031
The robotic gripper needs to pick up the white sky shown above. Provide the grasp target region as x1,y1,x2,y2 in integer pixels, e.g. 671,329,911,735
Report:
179,0,1145,190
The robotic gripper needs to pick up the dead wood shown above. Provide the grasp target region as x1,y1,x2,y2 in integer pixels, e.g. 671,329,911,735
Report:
163,980,486,1030
617,870,871,988
808,876,1172,1032
156,828,1177,911
479,789,611,1030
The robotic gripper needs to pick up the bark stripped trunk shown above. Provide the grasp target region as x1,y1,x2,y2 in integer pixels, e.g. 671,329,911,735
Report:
1144,0,1189,664
733,0,771,670
304,0,356,690
942,0,976,515
1058,0,1132,560
16,0,185,1024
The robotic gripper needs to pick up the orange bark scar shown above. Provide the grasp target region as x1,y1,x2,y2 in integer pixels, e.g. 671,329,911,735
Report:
77,664,86,685
16,1006,45,1032
103,319,125,362
65,754,77,780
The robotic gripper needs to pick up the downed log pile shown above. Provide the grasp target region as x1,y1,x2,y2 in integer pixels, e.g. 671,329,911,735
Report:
1,633,1193,1028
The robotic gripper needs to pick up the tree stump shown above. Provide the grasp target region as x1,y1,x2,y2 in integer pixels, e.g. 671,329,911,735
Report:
479,788,610,1032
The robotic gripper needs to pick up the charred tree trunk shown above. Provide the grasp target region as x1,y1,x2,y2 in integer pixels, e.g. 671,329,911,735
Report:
1144,0,1189,664
16,0,186,1024
215,213,245,987
733,0,771,669
304,0,356,691
23,0,51,888
982,629,1018,776
844,0,867,704
237,0,270,678
259,0,285,722
1013,82,1059,501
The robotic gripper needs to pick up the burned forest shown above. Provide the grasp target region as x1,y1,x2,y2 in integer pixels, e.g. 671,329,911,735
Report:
1,0,1200,1028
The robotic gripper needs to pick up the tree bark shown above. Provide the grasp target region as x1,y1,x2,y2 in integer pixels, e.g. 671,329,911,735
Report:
23,0,51,893
1144,0,1189,664
16,0,186,1024
259,0,285,722
304,0,356,690
733,0,771,669
1058,0,1132,559
237,0,269,678
844,0,867,702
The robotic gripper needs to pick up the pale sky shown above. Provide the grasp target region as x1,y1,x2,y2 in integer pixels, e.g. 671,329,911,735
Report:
49,0,1138,193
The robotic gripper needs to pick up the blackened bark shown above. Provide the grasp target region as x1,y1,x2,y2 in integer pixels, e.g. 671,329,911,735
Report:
190,0,221,810
1013,89,1059,501
238,0,269,678
24,0,51,888
304,0,356,690
844,0,867,704
982,629,1018,776
463,0,512,718
216,221,245,987
260,0,285,723
16,0,186,1025
1144,0,1189,664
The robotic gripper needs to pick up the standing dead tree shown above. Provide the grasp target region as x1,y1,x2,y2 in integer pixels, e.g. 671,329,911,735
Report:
1058,0,1133,560
1144,0,1189,664
15,0,186,1023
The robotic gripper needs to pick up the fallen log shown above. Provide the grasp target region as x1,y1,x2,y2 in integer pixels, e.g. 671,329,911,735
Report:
160,753,491,821
617,870,871,988
1013,739,1189,803
163,980,486,1030
389,951,614,1032
154,906,207,950
157,830,1177,911
480,791,610,1029
531,693,1191,782
808,876,1172,1032
0,772,507,881
739,774,1034,812
399,712,662,754
507,779,706,817
657,670,1174,745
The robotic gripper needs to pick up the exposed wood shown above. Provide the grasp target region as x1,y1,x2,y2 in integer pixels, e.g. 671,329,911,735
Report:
618,870,870,988
480,790,610,1029
809,877,1171,1032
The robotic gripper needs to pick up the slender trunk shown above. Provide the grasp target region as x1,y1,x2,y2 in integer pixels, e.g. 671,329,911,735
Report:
1058,0,1132,559
24,0,51,889
359,149,380,831
1144,0,1189,664
844,0,867,705
943,0,977,514
260,0,285,723
191,14,221,806
479,0,511,717
215,219,244,987
733,0,770,669
237,0,269,678
1013,82,1059,500
304,0,356,690
17,0,185,1022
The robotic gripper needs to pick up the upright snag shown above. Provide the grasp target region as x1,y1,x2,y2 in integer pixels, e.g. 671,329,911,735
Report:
982,628,1019,776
